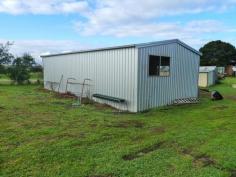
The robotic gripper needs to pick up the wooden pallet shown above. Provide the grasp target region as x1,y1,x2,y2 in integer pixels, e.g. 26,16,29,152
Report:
173,97,199,105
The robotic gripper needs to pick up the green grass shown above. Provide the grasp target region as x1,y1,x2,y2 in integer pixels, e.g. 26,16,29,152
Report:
0,78,236,177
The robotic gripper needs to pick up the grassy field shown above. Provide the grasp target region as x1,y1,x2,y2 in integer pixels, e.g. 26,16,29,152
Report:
0,72,43,84
0,78,236,177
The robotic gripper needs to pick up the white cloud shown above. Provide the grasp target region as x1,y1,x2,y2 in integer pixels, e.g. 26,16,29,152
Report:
74,0,236,48
76,19,233,46
73,0,236,39
1,0,236,60
0,0,89,14
0,0,235,15
0,39,91,64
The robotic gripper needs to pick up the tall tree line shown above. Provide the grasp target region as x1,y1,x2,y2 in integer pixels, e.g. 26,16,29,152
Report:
200,40,236,66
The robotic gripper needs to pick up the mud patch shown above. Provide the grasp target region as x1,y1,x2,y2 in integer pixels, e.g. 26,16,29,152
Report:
122,141,164,160
109,120,144,128
176,145,234,174
193,154,215,167
180,149,215,167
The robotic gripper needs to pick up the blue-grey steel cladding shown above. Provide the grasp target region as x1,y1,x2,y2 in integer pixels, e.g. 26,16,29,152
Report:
42,39,200,112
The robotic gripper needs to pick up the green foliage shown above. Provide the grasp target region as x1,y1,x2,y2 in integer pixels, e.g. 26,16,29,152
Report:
0,41,14,65
0,79,236,176
200,40,236,66
0,65,7,74
8,65,30,84
14,53,36,69
0,42,14,75
8,54,36,84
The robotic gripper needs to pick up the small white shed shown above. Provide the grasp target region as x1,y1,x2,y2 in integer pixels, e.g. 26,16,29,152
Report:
198,66,217,87
41,39,201,112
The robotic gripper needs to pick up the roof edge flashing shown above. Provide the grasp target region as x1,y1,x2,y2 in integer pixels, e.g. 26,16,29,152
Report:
136,39,201,56
40,45,135,58
41,39,201,58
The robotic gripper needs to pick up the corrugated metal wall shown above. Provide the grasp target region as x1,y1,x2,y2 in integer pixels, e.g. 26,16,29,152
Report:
207,71,215,86
137,43,200,111
43,47,138,112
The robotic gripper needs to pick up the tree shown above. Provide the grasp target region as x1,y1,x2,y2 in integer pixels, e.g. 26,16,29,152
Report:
20,53,36,70
200,40,236,66
8,54,36,84
0,42,14,74
0,65,6,74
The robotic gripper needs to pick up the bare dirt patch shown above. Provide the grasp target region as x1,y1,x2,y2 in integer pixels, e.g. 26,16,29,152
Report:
179,147,216,168
94,103,116,111
122,141,164,161
55,92,78,99
193,154,215,167
37,87,78,99
179,148,236,175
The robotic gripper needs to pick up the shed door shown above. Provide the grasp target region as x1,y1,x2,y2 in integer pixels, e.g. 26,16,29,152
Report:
198,73,208,87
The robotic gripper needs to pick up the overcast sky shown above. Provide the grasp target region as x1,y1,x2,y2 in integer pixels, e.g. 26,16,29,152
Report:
0,0,236,63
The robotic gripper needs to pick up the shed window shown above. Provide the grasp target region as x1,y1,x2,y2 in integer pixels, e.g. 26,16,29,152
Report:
149,55,170,76
149,55,160,76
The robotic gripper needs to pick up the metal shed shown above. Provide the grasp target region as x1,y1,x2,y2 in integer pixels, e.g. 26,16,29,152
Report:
41,39,201,112
198,66,217,87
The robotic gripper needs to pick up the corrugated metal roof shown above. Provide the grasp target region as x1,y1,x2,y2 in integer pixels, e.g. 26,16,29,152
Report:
199,66,217,73
41,39,202,58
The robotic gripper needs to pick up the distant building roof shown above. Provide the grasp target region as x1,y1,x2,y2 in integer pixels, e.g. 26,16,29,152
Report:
199,66,217,73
